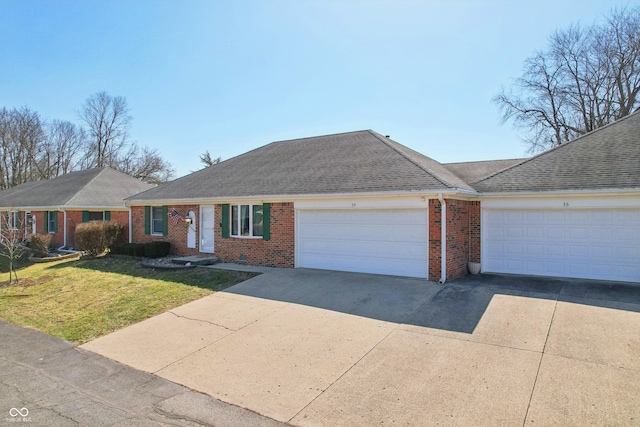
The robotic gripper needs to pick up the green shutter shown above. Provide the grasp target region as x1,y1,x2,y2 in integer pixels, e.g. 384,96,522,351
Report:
162,205,168,236
105,211,111,221
262,203,270,241
82,211,90,222
3,212,8,229
43,211,48,233
221,204,229,238
144,206,150,235
16,211,21,229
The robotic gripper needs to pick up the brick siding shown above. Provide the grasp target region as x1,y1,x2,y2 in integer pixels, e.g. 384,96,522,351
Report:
428,199,481,282
131,204,201,256
131,202,295,268
6,209,131,249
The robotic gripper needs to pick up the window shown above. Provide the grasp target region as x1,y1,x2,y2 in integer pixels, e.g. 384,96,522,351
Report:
230,204,263,237
7,212,20,230
46,211,57,233
151,206,164,235
88,212,104,221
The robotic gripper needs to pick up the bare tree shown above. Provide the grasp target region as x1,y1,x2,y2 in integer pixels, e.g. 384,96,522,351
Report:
41,120,86,177
199,150,221,168
0,213,27,283
78,91,132,167
116,144,175,184
0,107,46,189
494,6,640,152
0,91,174,188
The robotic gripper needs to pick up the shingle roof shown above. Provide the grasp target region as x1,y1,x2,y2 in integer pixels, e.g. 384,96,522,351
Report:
0,167,154,209
443,158,526,184
473,111,640,192
128,130,475,202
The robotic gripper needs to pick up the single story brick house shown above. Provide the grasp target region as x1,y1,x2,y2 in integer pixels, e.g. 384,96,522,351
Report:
127,111,640,283
0,167,153,249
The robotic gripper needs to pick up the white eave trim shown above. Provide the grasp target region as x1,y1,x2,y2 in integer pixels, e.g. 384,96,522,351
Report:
480,188,640,198
0,205,129,211
124,188,480,207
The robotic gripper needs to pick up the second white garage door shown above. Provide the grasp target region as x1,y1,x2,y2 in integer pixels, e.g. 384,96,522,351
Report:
483,208,640,282
296,209,428,278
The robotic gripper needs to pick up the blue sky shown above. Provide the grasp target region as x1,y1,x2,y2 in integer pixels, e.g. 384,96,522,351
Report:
0,0,631,178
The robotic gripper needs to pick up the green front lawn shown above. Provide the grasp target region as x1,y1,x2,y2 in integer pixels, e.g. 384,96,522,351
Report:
0,256,252,344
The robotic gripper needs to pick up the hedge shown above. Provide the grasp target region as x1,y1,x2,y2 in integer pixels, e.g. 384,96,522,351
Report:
110,243,146,257
29,234,52,257
75,221,125,256
143,241,171,258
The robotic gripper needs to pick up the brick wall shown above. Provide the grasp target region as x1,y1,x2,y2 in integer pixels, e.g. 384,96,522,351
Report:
29,210,64,247
131,202,295,267
428,199,481,282
214,202,294,268
131,204,200,256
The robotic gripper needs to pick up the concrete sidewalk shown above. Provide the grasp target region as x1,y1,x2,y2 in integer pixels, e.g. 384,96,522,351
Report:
0,321,286,426
81,270,640,425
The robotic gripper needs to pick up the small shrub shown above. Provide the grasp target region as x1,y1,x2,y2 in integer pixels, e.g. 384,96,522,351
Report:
75,221,125,256
30,234,52,257
144,241,171,258
110,242,146,257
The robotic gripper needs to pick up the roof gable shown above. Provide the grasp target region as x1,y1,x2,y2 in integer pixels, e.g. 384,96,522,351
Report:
129,130,475,202
473,111,640,192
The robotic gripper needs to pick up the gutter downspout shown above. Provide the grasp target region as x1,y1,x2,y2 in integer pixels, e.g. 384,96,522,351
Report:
128,208,133,243
438,193,446,285
62,210,67,248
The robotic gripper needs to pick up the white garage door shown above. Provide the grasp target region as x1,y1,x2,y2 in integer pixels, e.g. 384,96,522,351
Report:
297,209,428,278
483,209,640,282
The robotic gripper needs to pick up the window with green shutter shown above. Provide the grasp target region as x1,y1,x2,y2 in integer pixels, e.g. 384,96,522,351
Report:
262,203,270,241
144,206,151,234
227,203,270,239
221,204,229,238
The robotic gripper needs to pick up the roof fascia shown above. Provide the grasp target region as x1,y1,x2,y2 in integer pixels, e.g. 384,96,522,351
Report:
479,188,640,198
125,189,480,206
0,205,129,211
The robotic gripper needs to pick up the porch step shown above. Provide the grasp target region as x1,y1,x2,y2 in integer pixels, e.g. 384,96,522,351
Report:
172,256,220,266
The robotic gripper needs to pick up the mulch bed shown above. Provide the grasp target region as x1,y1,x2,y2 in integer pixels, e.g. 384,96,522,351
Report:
139,257,197,270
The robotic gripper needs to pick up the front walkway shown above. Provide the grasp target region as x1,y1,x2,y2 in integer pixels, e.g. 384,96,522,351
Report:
79,270,640,425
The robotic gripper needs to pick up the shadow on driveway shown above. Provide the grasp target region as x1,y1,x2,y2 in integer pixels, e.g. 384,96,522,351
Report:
222,268,640,334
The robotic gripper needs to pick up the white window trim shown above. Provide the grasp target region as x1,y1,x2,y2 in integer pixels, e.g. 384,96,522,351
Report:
230,204,263,239
47,212,56,234
87,211,105,221
8,211,19,230
150,206,164,236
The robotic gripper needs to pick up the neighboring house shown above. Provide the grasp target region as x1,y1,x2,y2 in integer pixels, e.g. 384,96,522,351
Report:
127,112,640,283
0,167,154,249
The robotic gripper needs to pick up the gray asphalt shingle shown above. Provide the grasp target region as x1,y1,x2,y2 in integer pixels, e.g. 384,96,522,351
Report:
473,111,640,192
444,158,526,185
128,130,474,202
0,167,154,209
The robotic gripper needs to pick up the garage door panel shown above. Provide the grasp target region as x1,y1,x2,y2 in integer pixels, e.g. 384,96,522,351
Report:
297,209,428,278
484,208,640,282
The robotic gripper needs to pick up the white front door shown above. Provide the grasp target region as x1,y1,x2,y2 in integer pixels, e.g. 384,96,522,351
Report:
200,205,215,253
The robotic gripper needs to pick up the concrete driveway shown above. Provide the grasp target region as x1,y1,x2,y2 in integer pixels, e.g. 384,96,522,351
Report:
82,268,640,426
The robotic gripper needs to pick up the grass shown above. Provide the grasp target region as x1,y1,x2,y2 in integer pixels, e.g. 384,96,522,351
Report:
0,256,253,344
